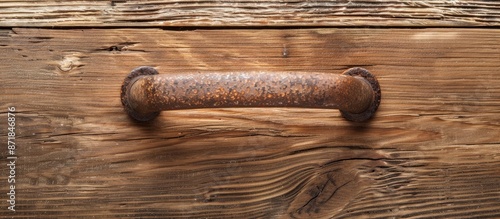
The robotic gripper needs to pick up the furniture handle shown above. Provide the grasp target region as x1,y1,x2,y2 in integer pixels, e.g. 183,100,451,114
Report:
121,67,381,122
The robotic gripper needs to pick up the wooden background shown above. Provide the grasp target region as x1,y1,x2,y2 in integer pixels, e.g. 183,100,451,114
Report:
1,1,499,218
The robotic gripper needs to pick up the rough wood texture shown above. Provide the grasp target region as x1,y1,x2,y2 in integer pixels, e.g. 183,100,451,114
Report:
0,28,499,218
1,0,500,27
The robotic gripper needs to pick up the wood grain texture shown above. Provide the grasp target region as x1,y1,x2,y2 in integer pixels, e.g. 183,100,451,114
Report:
0,28,499,218
0,0,500,27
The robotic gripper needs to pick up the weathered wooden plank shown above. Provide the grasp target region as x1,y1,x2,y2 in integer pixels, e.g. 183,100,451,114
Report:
0,28,499,218
0,0,500,27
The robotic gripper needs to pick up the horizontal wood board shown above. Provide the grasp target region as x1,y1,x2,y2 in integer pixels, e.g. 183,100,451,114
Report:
0,28,499,218
0,0,500,27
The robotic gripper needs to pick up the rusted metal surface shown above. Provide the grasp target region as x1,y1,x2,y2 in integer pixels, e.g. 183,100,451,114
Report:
121,67,381,122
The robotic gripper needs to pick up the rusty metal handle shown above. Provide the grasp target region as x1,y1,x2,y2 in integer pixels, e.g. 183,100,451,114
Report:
121,66,381,122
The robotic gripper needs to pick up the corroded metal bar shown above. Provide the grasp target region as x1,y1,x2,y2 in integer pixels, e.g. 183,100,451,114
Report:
121,66,381,122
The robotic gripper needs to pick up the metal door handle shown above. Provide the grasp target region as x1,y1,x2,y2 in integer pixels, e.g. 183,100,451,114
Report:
121,67,381,122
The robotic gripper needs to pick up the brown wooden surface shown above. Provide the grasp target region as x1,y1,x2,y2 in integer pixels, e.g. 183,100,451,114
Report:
0,28,499,218
0,0,500,27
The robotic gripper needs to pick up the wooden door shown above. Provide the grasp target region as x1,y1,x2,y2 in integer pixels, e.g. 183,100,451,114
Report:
1,1,499,218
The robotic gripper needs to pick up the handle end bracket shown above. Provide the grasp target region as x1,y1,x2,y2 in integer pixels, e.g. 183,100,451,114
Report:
339,67,381,122
121,66,160,122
